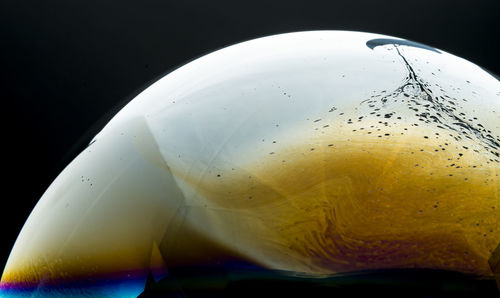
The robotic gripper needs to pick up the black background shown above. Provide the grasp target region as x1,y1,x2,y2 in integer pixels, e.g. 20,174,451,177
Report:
1,0,499,272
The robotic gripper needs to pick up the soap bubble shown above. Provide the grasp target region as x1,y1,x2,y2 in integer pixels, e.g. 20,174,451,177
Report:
1,31,499,297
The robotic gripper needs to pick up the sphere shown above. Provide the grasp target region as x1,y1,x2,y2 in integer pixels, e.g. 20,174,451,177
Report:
1,31,499,297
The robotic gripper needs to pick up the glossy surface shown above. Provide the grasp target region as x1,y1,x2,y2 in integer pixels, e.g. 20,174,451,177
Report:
1,31,499,296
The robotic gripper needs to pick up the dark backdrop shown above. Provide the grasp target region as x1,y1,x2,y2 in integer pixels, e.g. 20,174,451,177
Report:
1,0,499,271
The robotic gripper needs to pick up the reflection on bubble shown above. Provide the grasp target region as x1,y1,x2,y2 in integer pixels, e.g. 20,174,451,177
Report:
1,31,499,297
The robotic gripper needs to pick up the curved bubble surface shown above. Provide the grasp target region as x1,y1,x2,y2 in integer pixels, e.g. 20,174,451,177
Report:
1,31,499,297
